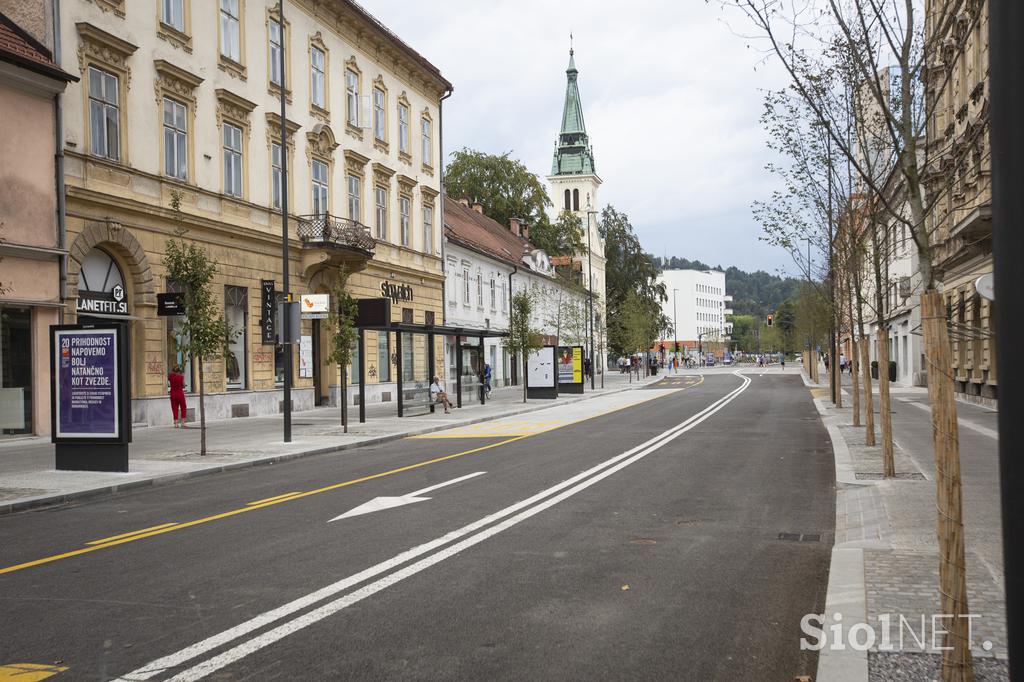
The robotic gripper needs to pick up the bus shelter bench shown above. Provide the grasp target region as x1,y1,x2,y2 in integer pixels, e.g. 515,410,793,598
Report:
402,382,436,416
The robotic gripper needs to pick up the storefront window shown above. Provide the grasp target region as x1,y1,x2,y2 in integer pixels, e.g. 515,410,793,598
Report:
275,293,286,386
377,332,390,382
349,338,360,386
165,280,193,393
224,285,247,390
0,307,32,436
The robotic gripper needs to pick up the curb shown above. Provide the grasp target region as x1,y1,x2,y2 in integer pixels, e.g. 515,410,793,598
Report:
0,376,664,516
812,395,870,682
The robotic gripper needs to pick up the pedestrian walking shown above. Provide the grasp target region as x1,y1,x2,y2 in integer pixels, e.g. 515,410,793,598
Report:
780,354,786,370
483,363,492,397
839,353,847,374
430,375,453,414
168,365,187,427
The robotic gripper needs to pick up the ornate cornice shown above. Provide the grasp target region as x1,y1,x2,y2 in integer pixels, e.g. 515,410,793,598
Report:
396,173,416,193
306,123,338,163
215,88,258,131
372,162,396,185
76,22,138,87
343,149,371,175
153,59,203,108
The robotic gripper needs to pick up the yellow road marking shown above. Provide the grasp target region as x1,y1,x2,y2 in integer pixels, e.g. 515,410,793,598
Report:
247,492,302,506
1,378,706,576
0,663,68,681
85,523,178,546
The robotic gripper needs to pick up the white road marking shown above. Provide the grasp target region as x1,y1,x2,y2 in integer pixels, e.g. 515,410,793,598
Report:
115,372,752,682
328,471,487,521
902,400,999,440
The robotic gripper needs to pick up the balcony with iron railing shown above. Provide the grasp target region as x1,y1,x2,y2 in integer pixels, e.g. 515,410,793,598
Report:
296,214,376,255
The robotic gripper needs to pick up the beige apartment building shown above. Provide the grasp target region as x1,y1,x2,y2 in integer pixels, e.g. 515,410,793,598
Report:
0,8,75,437
923,0,994,403
58,0,451,425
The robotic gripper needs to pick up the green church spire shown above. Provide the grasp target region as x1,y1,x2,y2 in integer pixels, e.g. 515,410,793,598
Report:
552,48,595,176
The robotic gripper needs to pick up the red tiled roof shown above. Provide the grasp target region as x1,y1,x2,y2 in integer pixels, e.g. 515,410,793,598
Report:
0,12,76,83
444,198,532,268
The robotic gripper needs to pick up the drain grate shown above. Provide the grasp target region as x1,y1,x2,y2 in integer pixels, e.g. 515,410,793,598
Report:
778,532,822,543
855,472,926,480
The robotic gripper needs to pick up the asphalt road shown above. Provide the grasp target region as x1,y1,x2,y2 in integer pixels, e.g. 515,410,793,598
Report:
0,371,834,681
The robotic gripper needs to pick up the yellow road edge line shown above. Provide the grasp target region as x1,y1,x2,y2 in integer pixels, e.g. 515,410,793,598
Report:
410,433,529,439
247,492,302,506
85,523,178,546
1,379,706,576
0,663,69,681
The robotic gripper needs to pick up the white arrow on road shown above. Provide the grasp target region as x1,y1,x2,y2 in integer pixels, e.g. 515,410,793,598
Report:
328,471,487,522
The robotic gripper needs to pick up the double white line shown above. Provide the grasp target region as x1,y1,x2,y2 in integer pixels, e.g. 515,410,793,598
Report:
118,371,752,682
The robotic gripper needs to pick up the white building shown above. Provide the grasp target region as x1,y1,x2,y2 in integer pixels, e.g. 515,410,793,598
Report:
656,269,733,352
444,199,588,389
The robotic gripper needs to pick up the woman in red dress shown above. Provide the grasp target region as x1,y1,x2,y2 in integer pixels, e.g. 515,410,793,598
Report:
168,365,187,427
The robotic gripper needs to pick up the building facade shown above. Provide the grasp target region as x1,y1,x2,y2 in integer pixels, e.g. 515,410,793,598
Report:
923,0,995,403
655,269,732,356
546,48,606,370
0,8,75,437
444,198,589,392
57,0,451,426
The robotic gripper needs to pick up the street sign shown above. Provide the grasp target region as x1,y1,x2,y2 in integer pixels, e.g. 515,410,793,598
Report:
301,294,330,318
975,273,995,301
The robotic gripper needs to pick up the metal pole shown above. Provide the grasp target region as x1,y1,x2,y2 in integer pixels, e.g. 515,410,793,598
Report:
673,288,679,373
991,2,1023,674
278,0,292,442
586,208,596,389
825,123,837,404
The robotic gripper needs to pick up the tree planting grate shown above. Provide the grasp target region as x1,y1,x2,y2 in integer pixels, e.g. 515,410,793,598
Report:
855,472,926,480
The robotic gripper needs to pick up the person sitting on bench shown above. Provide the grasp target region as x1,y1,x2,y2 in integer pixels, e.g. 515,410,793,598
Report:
430,376,453,414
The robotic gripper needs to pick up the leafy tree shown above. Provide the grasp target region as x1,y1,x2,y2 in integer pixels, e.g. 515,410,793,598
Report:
443,148,583,256
326,269,358,432
503,289,542,403
599,206,666,357
163,191,232,455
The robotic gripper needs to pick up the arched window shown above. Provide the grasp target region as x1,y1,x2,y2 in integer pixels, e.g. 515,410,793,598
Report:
572,189,579,211
564,189,571,210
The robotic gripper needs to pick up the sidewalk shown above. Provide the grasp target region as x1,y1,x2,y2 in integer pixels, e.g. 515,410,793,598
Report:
808,364,1008,681
0,371,658,515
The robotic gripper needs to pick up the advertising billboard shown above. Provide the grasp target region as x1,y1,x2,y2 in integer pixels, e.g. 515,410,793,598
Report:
52,326,122,440
527,347,555,388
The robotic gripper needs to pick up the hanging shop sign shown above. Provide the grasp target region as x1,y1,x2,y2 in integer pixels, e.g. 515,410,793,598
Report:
157,292,186,316
381,281,414,304
261,280,276,345
301,293,330,319
76,284,128,316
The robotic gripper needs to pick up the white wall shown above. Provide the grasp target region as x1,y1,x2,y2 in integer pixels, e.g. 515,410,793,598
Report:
656,269,729,343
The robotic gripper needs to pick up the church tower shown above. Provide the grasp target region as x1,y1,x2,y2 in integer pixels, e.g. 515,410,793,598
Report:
547,47,607,367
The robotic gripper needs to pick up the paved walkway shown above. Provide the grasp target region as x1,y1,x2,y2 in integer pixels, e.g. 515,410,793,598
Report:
0,371,660,515
809,364,1008,681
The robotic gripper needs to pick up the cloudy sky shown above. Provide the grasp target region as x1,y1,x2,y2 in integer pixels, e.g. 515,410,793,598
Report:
365,0,795,275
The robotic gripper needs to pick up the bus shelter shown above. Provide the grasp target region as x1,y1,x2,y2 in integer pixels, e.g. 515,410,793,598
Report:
354,299,507,420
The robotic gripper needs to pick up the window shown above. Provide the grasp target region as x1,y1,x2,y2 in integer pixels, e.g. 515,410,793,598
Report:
310,46,325,109
345,69,359,126
377,332,390,383
398,103,409,154
224,285,247,390
166,279,193,393
421,117,431,166
347,174,361,221
501,281,507,312
163,97,188,180
223,122,243,197
271,142,282,209
490,278,496,309
89,66,119,161
572,188,579,211
268,18,283,86
401,332,414,382
422,205,433,254
462,267,470,304
399,196,410,246
476,273,483,307
375,185,388,239
312,159,328,215
162,0,184,31
219,0,240,62
373,87,385,141
564,189,571,210
349,338,360,386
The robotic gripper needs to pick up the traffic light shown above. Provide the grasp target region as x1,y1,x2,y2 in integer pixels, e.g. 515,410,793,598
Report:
766,314,774,327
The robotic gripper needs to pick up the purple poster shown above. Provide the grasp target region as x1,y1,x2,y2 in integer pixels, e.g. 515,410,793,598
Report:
55,329,119,438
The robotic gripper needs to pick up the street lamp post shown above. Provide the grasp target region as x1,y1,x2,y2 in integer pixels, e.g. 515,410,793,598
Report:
585,204,597,389
820,120,838,404
278,0,292,443
673,288,679,373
